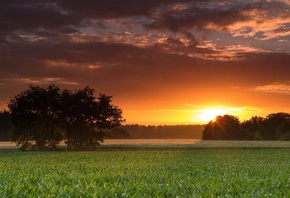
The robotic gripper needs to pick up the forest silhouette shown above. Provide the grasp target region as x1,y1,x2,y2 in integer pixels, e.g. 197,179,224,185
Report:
202,113,290,140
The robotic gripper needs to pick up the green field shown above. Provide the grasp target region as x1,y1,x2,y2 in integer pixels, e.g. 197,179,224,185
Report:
0,144,290,197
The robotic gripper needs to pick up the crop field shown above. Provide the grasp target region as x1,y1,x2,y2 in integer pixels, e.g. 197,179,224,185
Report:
0,141,290,197
103,139,290,148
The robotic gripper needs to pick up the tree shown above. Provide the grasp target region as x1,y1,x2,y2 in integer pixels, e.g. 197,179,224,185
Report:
60,87,125,150
202,115,241,140
9,84,125,151
0,110,12,141
8,84,63,150
240,116,265,140
263,112,290,140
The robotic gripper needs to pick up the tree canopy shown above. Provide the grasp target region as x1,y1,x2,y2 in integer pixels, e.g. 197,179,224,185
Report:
202,113,290,140
8,84,125,150
202,115,241,140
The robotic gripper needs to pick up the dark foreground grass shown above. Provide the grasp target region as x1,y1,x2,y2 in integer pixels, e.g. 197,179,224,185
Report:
0,147,290,197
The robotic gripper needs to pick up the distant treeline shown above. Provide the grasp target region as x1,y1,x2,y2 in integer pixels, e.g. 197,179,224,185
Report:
203,113,290,140
109,124,204,139
0,110,204,140
0,110,12,141
3,110,290,141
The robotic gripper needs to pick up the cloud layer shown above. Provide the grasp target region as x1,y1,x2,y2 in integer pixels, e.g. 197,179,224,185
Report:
1,0,290,121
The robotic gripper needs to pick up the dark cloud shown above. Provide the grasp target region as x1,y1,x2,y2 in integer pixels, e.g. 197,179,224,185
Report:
0,1,82,30
145,3,260,32
0,0,174,38
0,0,213,39
1,0,289,43
1,36,290,87
57,0,163,18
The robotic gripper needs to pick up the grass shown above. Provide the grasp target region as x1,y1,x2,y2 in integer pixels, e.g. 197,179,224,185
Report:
0,142,290,197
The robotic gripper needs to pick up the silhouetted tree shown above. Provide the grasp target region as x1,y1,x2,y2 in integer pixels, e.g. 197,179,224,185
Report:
203,113,290,140
60,87,125,150
0,110,12,141
202,115,241,140
8,85,63,150
262,112,290,140
240,116,265,140
8,84,125,151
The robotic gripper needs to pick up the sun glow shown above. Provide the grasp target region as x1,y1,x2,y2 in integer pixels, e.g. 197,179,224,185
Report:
197,108,228,123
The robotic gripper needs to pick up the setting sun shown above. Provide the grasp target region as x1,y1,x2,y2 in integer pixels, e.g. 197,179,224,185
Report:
197,108,229,123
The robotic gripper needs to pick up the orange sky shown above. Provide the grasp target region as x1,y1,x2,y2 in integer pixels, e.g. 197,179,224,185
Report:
1,1,290,124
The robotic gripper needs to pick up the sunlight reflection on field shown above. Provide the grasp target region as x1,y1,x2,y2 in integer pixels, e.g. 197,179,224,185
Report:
103,139,290,147
0,142,19,148
104,139,201,146
1,139,290,148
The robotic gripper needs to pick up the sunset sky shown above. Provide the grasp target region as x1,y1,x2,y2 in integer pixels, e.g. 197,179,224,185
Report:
1,0,290,124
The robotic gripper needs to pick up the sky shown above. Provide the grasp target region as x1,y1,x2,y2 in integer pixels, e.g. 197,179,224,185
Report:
1,0,290,125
